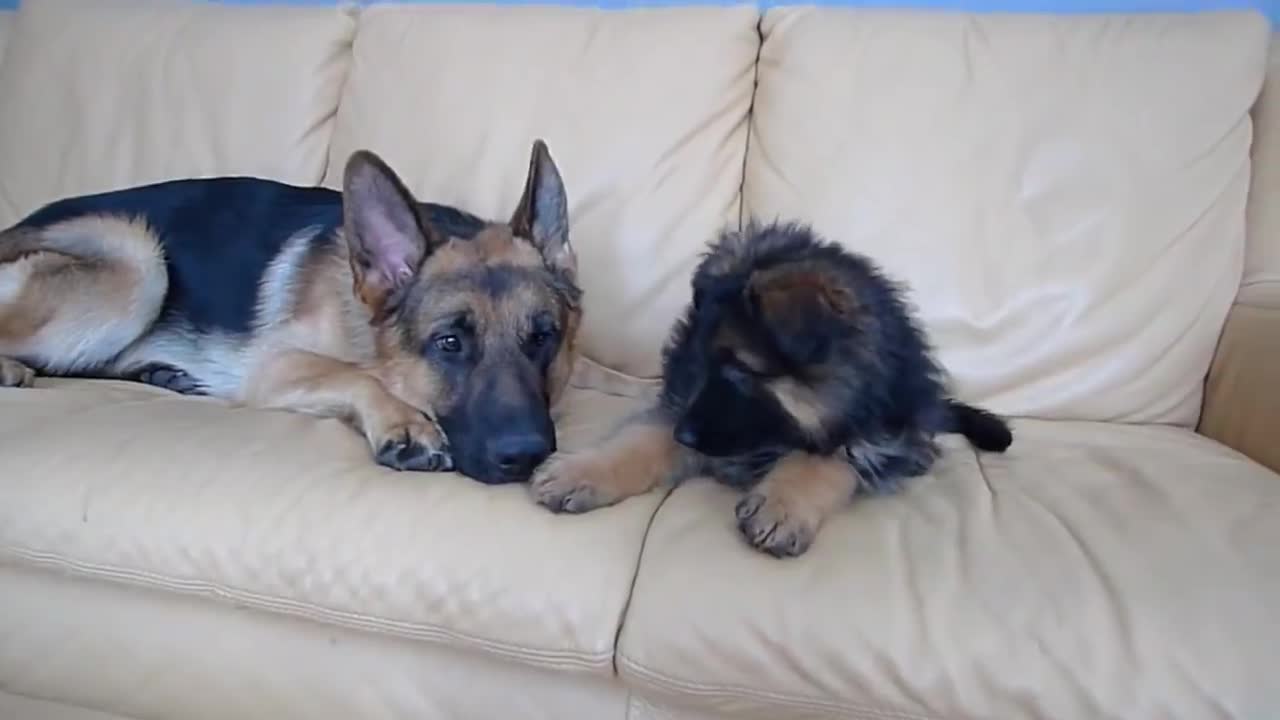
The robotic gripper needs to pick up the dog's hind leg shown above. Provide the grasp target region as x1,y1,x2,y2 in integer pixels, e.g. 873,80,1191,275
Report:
0,216,168,386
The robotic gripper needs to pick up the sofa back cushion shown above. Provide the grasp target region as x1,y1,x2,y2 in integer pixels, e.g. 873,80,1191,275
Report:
323,4,760,378
744,8,1270,426
1245,35,1280,308
0,0,356,227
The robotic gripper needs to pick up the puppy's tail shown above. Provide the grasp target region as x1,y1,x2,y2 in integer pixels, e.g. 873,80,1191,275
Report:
945,400,1013,453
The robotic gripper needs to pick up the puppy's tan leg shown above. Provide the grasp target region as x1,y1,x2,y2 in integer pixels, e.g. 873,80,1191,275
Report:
734,452,861,558
244,350,451,472
531,408,688,513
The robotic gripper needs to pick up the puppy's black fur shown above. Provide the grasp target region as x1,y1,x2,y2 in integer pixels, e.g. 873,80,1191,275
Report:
662,219,1012,494
530,219,1012,557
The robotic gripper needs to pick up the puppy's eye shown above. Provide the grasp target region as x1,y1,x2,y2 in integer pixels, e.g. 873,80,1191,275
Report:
528,330,555,348
434,334,462,353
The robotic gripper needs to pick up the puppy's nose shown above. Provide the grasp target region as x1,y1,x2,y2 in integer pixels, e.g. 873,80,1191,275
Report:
489,434,551,479
674,421,699,449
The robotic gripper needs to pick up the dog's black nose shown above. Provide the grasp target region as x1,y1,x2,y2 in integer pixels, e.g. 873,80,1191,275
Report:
674,422,699,449
489,434,551,479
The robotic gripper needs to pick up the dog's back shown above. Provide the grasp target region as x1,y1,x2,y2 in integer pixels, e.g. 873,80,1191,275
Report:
0,176,488,396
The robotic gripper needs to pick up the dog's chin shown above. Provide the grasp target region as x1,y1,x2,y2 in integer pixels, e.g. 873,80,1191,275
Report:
450,456,530,485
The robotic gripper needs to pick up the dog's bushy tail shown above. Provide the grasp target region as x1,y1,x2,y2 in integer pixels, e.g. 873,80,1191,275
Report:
946,400,1013,453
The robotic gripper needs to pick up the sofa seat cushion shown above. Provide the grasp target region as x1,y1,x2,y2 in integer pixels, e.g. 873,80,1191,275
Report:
0,360,661,678
618,420,1280,719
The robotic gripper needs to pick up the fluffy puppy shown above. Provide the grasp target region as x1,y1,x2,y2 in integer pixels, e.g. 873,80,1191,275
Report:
530,220,1012,557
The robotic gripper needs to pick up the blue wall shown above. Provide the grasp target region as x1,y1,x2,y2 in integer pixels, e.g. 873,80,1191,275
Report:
0,0,1275,23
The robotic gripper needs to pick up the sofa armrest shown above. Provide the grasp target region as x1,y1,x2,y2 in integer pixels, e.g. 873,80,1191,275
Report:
1198,282,1280,473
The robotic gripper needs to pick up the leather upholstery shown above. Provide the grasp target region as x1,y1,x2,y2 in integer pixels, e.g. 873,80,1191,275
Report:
322,4,760,379
0,11,11,66
0,689,131,720
744,8,1270,428
0,366,661,682
0,565,631,720
0,0,356,226
0,3,1277,719
1199,36,1280,472
618,420,1280,719
1243,36,1280,294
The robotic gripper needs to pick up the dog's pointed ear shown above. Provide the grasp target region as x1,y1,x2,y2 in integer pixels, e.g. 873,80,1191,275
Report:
342,150,439,323
510,139,575,276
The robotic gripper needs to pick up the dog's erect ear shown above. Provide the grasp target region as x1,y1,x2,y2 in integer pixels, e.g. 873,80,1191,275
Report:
510,139,575,276
343,150,439,323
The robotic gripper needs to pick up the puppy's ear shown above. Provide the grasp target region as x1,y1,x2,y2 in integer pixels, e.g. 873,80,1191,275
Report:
746,266,858,365
342,150,440,323
510,139,575,277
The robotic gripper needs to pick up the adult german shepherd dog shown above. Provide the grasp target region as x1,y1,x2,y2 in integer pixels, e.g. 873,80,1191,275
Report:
0,140,581,485
531,220,1011,557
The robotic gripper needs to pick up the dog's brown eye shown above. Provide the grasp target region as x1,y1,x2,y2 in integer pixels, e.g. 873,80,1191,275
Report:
434,335,462,353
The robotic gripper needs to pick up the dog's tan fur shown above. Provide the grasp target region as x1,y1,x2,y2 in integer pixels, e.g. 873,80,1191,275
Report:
0,141,581,479
530,409,690,512
733,452,862,557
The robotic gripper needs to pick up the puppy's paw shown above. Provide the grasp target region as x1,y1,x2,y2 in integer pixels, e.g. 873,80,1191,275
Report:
529,453,617,514
735,490,819,558
374,419,453,473
0,357,35,388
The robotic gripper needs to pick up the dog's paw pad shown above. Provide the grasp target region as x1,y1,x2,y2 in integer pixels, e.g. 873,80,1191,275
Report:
735,492,816,558
0,358,35,388
376,424,452,472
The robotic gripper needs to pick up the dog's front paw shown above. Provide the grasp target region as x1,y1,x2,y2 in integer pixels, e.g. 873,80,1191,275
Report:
0,357,35,388
735,490,819,558
529,453,617,514
0,357,34,388
374,419,453,472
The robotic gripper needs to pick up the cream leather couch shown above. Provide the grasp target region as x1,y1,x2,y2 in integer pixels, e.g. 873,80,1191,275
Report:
1,1,1277,719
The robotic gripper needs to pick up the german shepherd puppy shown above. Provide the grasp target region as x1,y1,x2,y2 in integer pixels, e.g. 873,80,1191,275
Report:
531,220,1011,557
0,140,582,485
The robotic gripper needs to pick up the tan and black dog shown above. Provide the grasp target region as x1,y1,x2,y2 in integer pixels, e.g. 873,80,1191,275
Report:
0,140,582,485
531,220,1012,557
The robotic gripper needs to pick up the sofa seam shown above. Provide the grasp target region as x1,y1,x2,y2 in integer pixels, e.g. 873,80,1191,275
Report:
735,12,765,233
611,427,984,720
609,485,676,678
314,3,363,186
0,546,613,673
2,689,146,720
1234,277,1280,309
615,655,943,720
